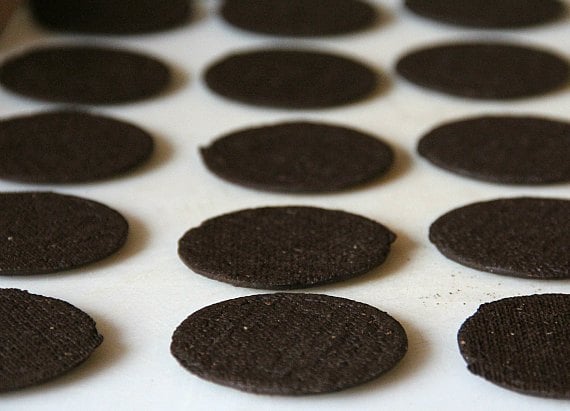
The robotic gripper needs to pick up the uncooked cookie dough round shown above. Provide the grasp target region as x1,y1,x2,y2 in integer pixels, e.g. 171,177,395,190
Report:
396,42,569,99
0,192,128,275
429,197,570,279
0,110,154,183
178,206,396,289
459,294,570,398
201,121,394,192
0,45,171,104
171,293,407,395
204,49,380,108
0,288,103,392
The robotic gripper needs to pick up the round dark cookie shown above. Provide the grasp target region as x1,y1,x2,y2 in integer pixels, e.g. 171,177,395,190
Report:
0,192,128,275
404,0,565,28
220,0,378,37
458,294,570,398
0,110,154,184
178,206,396,289
429,197,570,279
201,121,394,193
29,0,191,35
0,288,103,392
171,292,407,395
0,45,171,104
396,42,569,99
204,49,379,108
417,115,570,185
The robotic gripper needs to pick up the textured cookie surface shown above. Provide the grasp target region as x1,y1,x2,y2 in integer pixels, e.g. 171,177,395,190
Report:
29,0,191,34
459,294,570,398
0,192,128,275
178,206,395,289
221,0,377,36
0,110,154,183
0,288,103,392
205,49,379,108
396,42,569,99
201,121,394,192
429,197,570,279
171,293,407,395
418,115,570,184
405,0,565,28
0,45,171,104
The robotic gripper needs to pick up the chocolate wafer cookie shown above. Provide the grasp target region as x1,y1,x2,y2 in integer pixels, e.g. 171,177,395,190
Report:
396,42,569,99
171,293,407,395
29,0,191,34
405,0,565,28
429,197,570,279
178,206,396,289
201,121,394,192
417,115,570,184
0,288,103,392
205,49,380,108
0,192,128,275
459,294,570,398
0,45,171,104
220,0,378,37
0,110,154,183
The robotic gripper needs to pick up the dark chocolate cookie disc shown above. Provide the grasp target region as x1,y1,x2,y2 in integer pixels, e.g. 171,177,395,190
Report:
0,45,171,104
29,0,191,34
459,294,570,398
204,49,379,108
0,192,128,275
405,0,565,28
220,0,378,37
171,293,407,395
429,197,570,279
0,110,154,183
0,288,103,392
201,121,394,192
178,206,395,289
396,42,569,99
417,115,570,184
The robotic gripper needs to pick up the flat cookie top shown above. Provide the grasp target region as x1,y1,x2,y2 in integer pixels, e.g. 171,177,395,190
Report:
0,110,154,183
0,45,171,104
204,49,379,108
171,293,407,395
417,115,570,185
0,192,128,275
0,288,103,392
29,0,191,34
220,0,378,37
405,0,565,28
429,197,570,279
178,206,395,289
201,121,394,192
458,294,570,398
396,42,569,99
